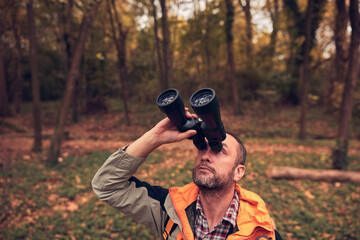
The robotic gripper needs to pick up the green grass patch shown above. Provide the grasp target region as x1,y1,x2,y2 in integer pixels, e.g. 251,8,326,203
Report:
1,151,159,239
2,149,360,239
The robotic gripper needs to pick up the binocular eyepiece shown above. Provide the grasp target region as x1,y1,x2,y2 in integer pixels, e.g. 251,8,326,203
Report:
156,88,226,152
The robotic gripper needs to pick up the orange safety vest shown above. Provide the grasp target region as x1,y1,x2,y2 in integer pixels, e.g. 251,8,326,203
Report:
165,183,276,240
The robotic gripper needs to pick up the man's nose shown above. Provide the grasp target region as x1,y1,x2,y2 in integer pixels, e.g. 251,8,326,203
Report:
200,147,212,163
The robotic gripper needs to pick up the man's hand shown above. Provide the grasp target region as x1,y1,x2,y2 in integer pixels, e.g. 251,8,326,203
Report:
125,108,197,157
149,108,197,145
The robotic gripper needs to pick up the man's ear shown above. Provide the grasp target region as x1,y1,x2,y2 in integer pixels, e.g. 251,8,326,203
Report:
233,165,245,182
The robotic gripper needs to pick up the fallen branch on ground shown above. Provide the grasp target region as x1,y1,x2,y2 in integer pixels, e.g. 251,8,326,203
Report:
266,166,360,183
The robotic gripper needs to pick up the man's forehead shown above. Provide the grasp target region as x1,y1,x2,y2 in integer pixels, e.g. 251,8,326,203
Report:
224,133,238,146
221,134,237,152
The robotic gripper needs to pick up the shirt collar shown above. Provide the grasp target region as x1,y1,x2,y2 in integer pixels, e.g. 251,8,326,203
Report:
195,190,239,227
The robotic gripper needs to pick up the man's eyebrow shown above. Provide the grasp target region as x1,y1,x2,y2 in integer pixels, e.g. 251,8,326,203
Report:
222,143,229,148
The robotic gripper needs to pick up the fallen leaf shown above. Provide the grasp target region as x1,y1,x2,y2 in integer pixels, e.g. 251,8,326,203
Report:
67,202,78,212
304,190,315,199
75,175,81,184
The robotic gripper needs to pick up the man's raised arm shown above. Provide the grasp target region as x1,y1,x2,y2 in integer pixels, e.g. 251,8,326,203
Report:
91,110,196,233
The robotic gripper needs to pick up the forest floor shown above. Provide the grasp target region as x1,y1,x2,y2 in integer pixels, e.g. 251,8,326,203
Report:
1,102,360,239
1,102,359,163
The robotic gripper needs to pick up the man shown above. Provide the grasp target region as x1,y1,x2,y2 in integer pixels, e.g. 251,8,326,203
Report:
92,109,282,239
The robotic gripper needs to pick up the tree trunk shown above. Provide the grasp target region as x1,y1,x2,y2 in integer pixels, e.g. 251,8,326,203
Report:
72,78,79,123
204,1,211,85
27,0,42,152
322,59,336,108
225,0,239,115
106,0,130,126
159,0,171,89
64,0,74,68
266,0,279,58
324,0,347,111
64,0,79,123
116,42,130,126
11,7,23,113
238,0,252,67
334,0,348,84
283,0,326,105
53,0,71,80
0,35,10,117
150,0,165,90
333,0,360,170
79,49,87,113
299,0,313,140
47,0,103,164
267,166,360,183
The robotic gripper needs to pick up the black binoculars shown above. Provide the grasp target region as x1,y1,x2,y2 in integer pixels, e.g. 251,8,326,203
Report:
156,88,226,152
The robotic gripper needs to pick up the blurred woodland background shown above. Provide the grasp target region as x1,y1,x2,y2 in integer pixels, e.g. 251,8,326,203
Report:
0,0,360,239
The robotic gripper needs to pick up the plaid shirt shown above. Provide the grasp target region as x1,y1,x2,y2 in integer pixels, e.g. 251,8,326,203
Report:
194,191,239,240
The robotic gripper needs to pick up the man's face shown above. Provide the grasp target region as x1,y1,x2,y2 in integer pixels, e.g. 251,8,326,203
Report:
192,134,245,191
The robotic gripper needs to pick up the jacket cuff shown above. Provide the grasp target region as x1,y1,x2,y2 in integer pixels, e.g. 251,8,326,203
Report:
113,145,147,171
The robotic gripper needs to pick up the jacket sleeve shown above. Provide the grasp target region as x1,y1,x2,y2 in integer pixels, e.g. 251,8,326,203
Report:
91,147,168,235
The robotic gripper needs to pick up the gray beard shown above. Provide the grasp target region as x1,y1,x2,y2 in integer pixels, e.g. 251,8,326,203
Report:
192,163,234,193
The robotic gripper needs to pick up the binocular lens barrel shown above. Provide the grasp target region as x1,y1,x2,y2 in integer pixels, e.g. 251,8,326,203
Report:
190,88,223,129
190,88,226,152
156,88,187,127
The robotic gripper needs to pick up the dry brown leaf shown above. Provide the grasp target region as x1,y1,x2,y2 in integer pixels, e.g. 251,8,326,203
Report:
304,190,315,199
67,202,79,212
